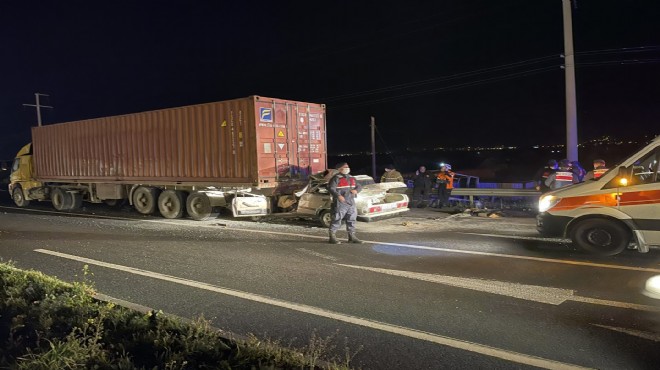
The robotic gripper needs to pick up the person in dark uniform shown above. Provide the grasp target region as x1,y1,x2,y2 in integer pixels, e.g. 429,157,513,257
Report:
534,160,558,193
327,162,363,244
412,165,432,208
381,164,404,183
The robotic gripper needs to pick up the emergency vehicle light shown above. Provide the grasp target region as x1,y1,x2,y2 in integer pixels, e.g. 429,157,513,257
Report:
619,178,628,187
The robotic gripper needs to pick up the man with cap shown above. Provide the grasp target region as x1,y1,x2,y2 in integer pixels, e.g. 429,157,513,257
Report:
584,159,609,180
327,162,363,244
380,164,403,183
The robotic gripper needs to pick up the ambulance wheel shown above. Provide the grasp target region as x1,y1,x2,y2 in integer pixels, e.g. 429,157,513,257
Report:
158,190,185,219
51,188,73,211
12,186,30,207
319,210,332,228
570,219,630,256
186,192,219,221
133,187,159,215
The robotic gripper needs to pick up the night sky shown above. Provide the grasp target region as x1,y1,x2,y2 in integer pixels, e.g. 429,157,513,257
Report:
1,0,659,160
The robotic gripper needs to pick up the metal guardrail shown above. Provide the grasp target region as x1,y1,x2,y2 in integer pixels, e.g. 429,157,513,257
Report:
451,188,541,197
451,188,541,208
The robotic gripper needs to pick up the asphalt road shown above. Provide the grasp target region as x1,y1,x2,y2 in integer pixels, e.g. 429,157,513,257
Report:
1,194,659,369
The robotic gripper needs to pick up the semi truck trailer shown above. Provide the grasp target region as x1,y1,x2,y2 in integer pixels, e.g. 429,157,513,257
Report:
9,96,327,220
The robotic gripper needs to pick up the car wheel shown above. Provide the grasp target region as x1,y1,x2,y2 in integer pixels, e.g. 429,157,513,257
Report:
319,210,332,228
133,187,159,215
186,192,219,221
570,218,630,256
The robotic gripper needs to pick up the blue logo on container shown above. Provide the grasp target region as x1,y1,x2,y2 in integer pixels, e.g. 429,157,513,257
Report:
260,108,273,122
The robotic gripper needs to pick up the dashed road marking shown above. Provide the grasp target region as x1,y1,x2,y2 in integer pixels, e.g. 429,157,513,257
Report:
296,248,339,261
591,324,660,342
337,264,660,312
34,248,591,369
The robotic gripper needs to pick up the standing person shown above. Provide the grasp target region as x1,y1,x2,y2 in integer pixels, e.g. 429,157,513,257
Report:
327,162,363,245
534,160,558,193
571,161,587,182
584,159,609,180
412,165,432,208
545,159,578,190
435,164,455,208
380,164,404,183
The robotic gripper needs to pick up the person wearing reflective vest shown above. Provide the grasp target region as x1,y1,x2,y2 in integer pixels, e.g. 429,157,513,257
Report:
584,159,609,181
327,162,363,244
435,164,455,208
534,159,558,193
544,159,578,189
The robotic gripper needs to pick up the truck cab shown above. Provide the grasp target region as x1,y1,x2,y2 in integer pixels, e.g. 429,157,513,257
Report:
537,136,660,256
8,143,42,207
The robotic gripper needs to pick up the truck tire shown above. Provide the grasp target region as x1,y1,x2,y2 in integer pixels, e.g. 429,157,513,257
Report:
51,188,73,211
158,190,185,219
319,210,332,228
570,218,630,256
133,187,158,215
186,192,218,221
12,186,30,207
69,192,83,210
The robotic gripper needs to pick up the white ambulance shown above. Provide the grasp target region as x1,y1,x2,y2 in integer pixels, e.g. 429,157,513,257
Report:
537,135,660,256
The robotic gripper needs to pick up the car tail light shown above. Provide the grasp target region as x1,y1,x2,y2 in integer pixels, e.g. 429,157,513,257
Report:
369,206,382,213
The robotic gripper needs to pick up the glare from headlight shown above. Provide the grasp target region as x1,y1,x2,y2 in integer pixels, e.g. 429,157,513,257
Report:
538,195,560,213
643,275,660,299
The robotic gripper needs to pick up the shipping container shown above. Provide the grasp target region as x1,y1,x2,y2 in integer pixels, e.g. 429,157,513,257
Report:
32,96,327,192
10,96,328,220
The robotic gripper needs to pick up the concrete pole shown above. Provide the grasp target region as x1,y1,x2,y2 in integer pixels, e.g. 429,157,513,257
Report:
35,93,43,127
371,116,377,180
562,0,578,161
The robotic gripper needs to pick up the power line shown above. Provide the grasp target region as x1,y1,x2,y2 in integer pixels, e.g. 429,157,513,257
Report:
320,54,561,102
329,65,560,110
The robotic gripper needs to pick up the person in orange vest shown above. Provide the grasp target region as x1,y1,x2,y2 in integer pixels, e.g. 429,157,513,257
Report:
545,159,578,189
584,159,609,181
435,164,455,208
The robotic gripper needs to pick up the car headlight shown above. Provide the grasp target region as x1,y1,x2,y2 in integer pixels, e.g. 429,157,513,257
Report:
643,275,660,299
538,195,561,213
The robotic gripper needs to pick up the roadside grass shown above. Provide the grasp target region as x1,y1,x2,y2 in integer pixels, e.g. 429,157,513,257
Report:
0,262,359,369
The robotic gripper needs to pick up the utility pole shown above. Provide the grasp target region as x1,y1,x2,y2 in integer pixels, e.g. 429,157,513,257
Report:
370,116,377,180
562,0,578,161
23,93,53,127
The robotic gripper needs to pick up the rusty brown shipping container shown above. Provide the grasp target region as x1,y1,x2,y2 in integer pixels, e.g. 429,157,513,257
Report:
32,96,327,191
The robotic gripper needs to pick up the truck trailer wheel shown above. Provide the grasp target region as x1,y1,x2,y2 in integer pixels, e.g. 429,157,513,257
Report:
51,188,73,211
158,190,185,219
186,192,219,221
570,218,630,256
69,192,83,210
12,186,30,207
133,187,158,215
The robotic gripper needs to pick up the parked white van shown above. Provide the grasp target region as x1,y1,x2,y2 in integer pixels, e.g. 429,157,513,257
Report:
537,135,660,256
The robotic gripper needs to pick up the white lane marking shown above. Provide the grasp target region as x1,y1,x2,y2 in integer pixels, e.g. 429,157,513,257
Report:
337,264,574,305
337,264,660,313
296,248,340,261
591,324,660,342
34,248,590,369
6,205,660,273
461,232,568,243
568,296,660,312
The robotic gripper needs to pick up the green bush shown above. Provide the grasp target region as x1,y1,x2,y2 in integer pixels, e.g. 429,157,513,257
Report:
0,263,354,370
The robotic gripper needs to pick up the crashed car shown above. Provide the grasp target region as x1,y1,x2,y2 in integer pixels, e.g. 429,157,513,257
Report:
294,172,409,227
